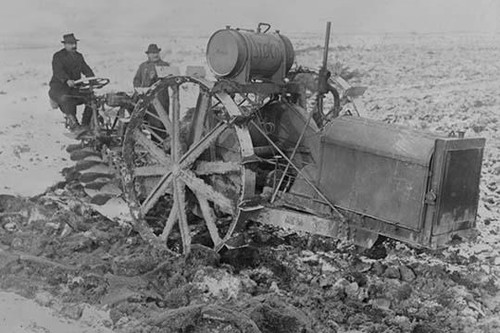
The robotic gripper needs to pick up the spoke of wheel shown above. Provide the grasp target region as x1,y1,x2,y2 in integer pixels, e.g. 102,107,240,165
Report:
152,96,172,134
194,161,240,175
180,122,228,168
160,202,178,241
179,169,234,215
140,172,173,216
134,165,170,177
133,130,171,166
143,125,166,144
196,194,222,247
145,110,163,123
171,85,181,162
174,179,191,253
190,90,211,146
143,123,168,134
142,124,170,150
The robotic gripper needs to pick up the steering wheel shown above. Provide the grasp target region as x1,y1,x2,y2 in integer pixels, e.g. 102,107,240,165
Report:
74,77,110,91
289,71,341,126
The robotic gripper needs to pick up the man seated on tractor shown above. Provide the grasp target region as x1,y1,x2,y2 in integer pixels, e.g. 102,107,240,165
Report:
48,33,96,131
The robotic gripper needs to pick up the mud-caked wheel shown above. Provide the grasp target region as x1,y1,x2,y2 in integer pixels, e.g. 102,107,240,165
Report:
122,76,255,253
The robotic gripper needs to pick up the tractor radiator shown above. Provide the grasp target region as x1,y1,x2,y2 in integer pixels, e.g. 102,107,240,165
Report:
318,116,485,248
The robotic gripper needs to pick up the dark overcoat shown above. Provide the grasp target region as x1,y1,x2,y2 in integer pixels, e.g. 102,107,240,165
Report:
49,49,95,99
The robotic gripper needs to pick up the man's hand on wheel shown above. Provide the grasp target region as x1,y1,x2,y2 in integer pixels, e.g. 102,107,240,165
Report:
72,77,110,90
67,80,76,88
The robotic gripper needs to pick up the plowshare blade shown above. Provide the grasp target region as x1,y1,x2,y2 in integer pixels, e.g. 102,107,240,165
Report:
79,172,114,183
80,164,115,175
61,167,81,182
84,183,122,197
74,160,107,172
70,148,101,161
84,181,109,190
90,194,114,206
66,143,83,153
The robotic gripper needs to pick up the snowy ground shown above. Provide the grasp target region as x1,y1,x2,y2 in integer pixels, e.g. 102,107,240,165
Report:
0,291,112,333
0,31,499,332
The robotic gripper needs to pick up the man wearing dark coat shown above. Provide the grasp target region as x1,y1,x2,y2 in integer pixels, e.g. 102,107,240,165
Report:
133,43,170,89
49,33,95,130
133,44,170,136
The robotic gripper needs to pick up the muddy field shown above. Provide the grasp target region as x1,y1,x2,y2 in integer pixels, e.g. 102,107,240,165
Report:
0,32,499,332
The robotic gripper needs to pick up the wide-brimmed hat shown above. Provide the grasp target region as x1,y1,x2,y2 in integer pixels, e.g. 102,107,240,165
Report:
145,44,161,54
61,33,79,44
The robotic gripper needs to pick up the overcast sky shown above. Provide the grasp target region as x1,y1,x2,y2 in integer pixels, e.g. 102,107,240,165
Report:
0,0,499,39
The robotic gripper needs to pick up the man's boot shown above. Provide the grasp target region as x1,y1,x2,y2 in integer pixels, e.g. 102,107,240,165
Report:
81,106,93,128
65,114,80,130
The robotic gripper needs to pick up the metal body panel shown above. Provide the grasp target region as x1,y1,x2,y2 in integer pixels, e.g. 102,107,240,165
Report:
319,117,436,230
316,116,485,248
429,138,485,237
320,145,429,230
321,117,437,166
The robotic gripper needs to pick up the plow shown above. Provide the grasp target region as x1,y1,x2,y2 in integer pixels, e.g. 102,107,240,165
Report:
63,23,485,254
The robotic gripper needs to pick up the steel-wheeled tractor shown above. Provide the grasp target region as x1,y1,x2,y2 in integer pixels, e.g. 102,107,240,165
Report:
65,23,485,253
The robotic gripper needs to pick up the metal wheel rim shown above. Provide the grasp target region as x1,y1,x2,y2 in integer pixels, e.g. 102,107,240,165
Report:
122,76,255,253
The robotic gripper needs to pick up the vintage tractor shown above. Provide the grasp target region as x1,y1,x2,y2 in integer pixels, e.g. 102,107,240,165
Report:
65,23,485,253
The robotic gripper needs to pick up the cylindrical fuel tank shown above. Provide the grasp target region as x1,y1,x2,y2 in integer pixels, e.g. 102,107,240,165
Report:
206,27,294,80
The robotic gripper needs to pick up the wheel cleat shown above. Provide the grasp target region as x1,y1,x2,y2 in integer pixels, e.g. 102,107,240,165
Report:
65,143,84,153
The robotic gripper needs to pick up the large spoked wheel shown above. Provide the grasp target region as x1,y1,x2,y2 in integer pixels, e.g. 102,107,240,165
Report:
122,76,255,254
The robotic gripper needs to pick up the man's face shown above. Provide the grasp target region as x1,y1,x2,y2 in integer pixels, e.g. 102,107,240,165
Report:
147,52,160,62
64,42,77,52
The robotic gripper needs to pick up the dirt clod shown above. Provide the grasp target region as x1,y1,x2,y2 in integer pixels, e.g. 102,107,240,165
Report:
61,303,84,320
383,266,401,279
246,295,312,333
399,265,416,282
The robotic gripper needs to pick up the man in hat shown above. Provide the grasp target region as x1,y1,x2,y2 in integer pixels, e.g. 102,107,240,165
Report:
133,44,170,89
133,44,171,136
49,33,95,131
